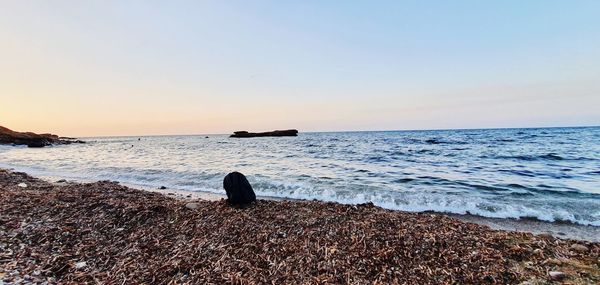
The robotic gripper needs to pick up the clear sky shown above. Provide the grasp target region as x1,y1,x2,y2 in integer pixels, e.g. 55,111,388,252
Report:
1,1,599,136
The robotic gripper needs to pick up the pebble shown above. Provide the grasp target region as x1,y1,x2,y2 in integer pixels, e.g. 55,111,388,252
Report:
548,271,566,280
185,203,200,210
75,261,87,269
545,258,562,265
570,244,589,253
17,183,27,188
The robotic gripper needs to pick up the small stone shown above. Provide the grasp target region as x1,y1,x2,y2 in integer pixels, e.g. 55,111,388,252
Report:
533,249,543,256
570,244,588,253
185,203,200,210
17,183,27,188
545,258,562,265
537,233,553,239
159,186,167,190
548,271,566,280
75,261,87,269
56,179,67,183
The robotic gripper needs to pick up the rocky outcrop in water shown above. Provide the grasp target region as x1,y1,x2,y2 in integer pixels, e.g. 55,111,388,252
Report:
230,129,298,138
0,126,85,147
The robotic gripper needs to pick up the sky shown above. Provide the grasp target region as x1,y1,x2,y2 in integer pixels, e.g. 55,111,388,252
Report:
1,1,599,136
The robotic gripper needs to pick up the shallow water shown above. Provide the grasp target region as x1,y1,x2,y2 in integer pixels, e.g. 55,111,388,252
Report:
1,127,599,226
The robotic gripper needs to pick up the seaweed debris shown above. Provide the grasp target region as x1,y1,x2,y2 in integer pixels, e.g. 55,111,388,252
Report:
0,169,599,284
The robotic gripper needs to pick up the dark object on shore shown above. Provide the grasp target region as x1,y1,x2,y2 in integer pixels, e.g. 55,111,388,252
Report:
230,129,298,138
0,125,85,147
158,186,167,190
223,172,256,206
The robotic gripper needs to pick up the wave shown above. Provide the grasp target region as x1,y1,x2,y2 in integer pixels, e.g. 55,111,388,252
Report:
3,163,599,226
495,138,516,142
423,138,468,145
504,153,564,161
498,169,578,180
366,155,392,163
247,178,600,226
484,153,595,162
393,178,414,183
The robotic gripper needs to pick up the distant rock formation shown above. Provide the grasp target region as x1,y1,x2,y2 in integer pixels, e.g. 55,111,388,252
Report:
230,129,298,138
0,126,85,147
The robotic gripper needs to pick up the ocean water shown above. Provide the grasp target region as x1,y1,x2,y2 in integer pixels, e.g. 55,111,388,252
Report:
1,127,599,226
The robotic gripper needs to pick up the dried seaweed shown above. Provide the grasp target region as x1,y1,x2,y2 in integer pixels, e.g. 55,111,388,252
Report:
1,169,598,284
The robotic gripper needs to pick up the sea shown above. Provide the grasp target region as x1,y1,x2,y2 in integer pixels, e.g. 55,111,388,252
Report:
1,127,599,226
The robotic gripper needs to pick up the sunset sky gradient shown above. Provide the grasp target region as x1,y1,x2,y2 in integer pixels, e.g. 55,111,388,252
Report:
1,1,599,136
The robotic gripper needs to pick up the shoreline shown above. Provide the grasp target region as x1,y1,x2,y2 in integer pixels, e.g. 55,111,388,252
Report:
143,185,600,243
1,168,599,283
3,165,600,243
4,166,598,242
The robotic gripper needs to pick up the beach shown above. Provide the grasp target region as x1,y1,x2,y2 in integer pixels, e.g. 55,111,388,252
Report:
1,169,599,284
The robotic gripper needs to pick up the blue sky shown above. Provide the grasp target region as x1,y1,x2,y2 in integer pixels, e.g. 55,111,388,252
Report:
1,1,599,135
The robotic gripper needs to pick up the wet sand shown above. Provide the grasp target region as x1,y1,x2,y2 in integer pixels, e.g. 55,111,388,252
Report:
1,169,599,284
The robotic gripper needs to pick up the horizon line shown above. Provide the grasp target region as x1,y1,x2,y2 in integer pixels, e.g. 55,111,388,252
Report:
74,124,600,138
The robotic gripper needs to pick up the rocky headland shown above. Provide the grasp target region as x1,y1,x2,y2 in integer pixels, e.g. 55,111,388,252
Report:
0,126,84,147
